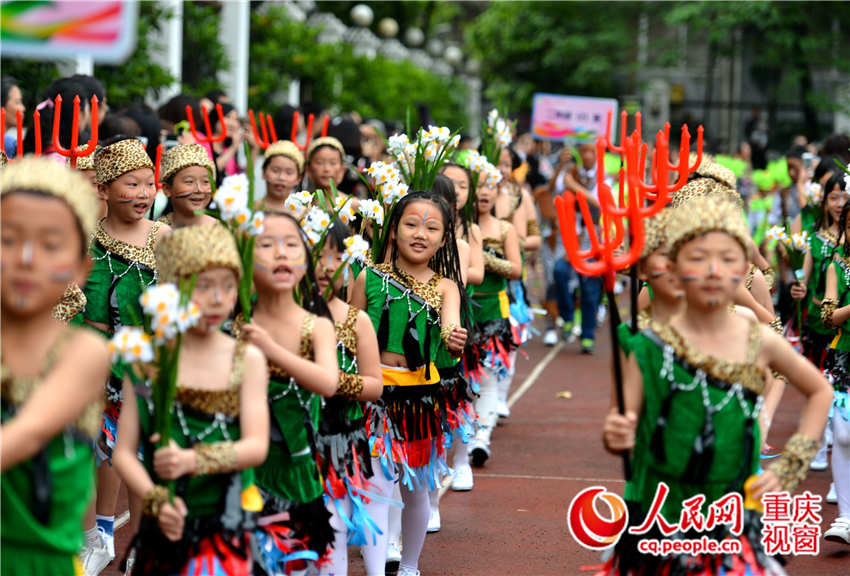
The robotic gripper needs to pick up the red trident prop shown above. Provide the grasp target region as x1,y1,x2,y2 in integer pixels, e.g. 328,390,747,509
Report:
555,137,646,480
185,103,227,144
154,144,163,190
52,95,99,169
0,108,24,158
290,111,329,152
248,109,277,149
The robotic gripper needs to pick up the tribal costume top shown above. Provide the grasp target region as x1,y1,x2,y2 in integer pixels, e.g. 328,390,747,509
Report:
239,313,334,558
363,262,448,487
601,321,780,576
1,329,102,576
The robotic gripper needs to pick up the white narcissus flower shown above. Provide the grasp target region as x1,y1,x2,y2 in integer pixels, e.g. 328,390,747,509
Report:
844,173,850,192
343,234,370,264
387,133,410,156
487,109,499,128
175,301,201,332
805,181,822,205
284,196,305,215
245,211,265,236
381,180,409,206
214,174,250,221
423,142,440,162
359,199,384,226
765,226,786,242
304,206,331,233
109,327,154,364
483,162,503,187
304,228,321,247
291,191,313,205
140,283,180,317
233,207,251,230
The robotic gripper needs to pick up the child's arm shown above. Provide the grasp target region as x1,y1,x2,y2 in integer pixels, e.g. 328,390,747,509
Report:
241,318,339,398
823,262,850,326
734,282,774,323
603,354,643,455
113,378,187,542
501,223,523,280
439,278,467,356
466,224,485,286
1,331,109,470
750,326,833,498
457,238,470,286
520,190,541,251
349,269,368,311
353,311,383,401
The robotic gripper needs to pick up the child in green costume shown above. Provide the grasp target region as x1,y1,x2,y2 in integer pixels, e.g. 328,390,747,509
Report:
1,158,111,576
114,223,270,574
80,136,172,574
603,196,833,575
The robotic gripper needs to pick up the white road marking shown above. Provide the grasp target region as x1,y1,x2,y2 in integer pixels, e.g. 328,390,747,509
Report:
507,341,564,409
475,472,625,483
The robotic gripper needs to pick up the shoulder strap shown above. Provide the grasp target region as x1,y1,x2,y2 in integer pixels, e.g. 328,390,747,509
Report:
499,220,510,242
745,320,762,364
300,313,316,359
145,221,162,250
345,305,359,330
228,339,248,389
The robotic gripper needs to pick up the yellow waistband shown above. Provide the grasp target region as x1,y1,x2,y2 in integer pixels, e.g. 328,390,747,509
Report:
498,290,510,318
381,363,440,386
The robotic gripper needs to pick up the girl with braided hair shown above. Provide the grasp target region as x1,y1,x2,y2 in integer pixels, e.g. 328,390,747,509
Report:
351,190,468,576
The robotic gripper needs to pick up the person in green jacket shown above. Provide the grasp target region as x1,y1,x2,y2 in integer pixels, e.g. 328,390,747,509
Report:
1,157,111,576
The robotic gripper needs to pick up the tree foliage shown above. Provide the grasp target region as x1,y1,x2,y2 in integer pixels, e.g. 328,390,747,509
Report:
466,2,643,112
93,1,175,107
181,0,229,97
249,5,467,128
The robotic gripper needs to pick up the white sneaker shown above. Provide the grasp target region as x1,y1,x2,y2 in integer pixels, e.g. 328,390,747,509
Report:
451,464,474,491
827,482,838,504
427,507,441,533
824,517,850,545
543,329,558,347
386,540,402,564
810,445,829,470
398,568,421,576
496,400,510,419
81,534,112,576
97,527,115,559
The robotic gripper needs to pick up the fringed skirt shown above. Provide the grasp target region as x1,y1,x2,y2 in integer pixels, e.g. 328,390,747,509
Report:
364,364,449,491
316,398,379,546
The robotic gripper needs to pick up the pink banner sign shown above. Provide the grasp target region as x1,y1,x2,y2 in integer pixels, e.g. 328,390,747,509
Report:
531,93,618,143
1,0,138,64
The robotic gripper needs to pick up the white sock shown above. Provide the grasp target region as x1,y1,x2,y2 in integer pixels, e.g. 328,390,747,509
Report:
319,495,352,576
428,487,440,513
832,415,850,520
361,459,394,576
84,527,100,546
399,483,429,573
388,483,402,545
453,436,469,469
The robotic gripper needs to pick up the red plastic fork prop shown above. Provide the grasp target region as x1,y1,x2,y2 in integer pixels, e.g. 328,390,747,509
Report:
186,103,227,144
52,95,99,169
154,144,163,190
249,109,276,149
0,108,24,158
555,137,646,481
290,111,330,152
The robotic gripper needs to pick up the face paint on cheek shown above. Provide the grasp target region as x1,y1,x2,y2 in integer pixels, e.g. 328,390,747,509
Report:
649,266,668,279
680,270,702,282
48,266,75,283
730,273,743,284
115,193,136,204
